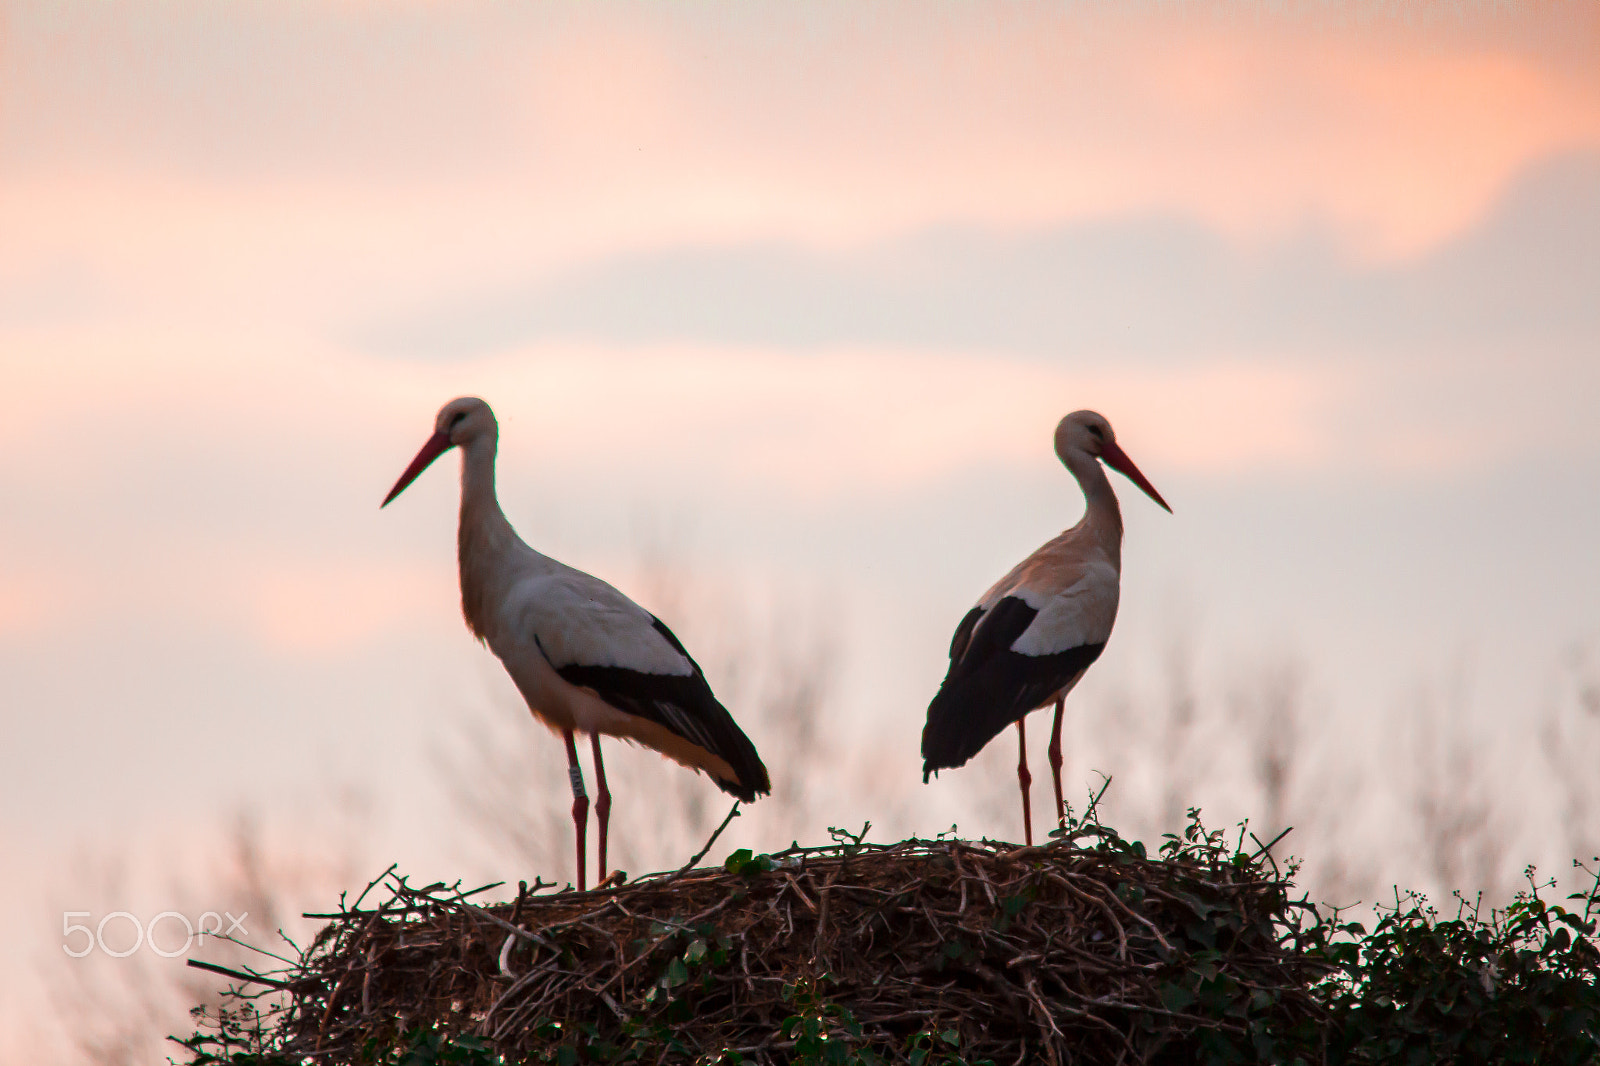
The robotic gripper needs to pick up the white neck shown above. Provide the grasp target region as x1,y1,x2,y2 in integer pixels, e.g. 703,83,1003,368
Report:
458,434,509,527
1064,449,1124,569
456,433,518,637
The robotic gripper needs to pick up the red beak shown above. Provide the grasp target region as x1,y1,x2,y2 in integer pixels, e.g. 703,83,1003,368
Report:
381,430,454,508
1100,440,1172,513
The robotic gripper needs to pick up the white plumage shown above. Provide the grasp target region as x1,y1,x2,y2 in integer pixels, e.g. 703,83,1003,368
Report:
501,568,695,679
992,562,1120,659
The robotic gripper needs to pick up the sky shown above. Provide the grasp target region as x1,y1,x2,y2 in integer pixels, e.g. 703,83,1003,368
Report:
3,0,1600,1055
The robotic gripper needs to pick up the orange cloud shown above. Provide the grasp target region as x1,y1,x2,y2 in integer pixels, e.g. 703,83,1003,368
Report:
445,345,1345,499
0,325,1528,528
243,560,450,655
4,3,1594,297
0,571,64,637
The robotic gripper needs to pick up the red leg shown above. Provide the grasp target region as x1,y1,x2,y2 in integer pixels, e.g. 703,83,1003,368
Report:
1048,696,1066,830
590,733,611,884
563,730,589,891
1017,717,1034,846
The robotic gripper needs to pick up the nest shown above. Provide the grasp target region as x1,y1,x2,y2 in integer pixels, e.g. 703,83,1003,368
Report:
188,815,1332,1065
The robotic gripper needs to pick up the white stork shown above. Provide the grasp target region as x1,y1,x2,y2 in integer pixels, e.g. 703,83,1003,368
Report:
383,397,770,890
921,410,1170,845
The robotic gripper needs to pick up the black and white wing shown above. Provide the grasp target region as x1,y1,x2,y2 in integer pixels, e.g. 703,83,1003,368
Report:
921,561,1117,779
503,567,771,802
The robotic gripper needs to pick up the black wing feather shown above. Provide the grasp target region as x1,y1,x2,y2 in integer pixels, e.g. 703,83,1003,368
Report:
553,618,770,802
948,605,985,661
921,596,1104,780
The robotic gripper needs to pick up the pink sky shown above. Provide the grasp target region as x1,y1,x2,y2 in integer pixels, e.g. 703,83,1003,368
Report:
5,4,1598,290
3,3,1599,1058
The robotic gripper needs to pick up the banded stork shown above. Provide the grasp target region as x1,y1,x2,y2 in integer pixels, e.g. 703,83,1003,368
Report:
921,411,1170,845
383,397,770,889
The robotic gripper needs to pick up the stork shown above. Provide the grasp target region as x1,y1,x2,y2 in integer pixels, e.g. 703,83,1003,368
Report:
382,397,770,889
921,411,1170,845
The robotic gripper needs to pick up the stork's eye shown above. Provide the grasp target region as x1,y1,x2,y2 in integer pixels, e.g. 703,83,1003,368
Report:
450,412,468,428
1086,424,1106,440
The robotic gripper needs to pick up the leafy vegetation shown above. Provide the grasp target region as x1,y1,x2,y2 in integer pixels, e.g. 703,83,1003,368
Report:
1315,870,1600,1064
178,797,1599,1065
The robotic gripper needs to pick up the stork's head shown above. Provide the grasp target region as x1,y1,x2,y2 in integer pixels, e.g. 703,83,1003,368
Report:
435,396,496,447
381,397,497,507
1054,410,1171,513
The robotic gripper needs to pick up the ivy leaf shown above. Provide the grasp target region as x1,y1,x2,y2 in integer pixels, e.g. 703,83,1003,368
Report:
662,957,690,989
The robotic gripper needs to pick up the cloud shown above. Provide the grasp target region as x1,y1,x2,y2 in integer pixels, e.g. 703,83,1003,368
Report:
0,570,61,638
242,560,449,655
469,346,1345,496
357,151,1600,367
5,1,1595,291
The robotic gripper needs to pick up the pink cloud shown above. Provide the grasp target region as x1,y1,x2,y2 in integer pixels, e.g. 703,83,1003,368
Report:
4,2,1594,300
242,560,450,655
344,342,1352,498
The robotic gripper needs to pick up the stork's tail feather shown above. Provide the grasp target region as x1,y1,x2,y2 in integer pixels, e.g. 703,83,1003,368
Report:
710,730,771,804
921,685,992,779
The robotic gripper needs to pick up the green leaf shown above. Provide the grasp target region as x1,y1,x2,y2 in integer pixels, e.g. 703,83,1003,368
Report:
662,957,690,988
1159,981,1195,1013
723,849,774,876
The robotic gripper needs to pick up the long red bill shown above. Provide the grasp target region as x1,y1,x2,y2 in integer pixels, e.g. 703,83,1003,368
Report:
381,430,454,508
1100,440,1172,513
